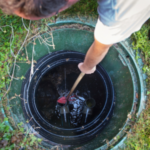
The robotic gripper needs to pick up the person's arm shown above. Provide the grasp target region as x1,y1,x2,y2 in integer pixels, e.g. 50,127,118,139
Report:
78,38,112,74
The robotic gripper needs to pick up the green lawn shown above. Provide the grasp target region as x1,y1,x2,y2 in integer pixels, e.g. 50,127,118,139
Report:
62,0,98,15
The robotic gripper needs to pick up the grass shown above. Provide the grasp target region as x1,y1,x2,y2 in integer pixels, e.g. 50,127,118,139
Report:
132,20,150,78
123,19,150,150
0,9,45,150
62,0,98,16
0,11,43,149
0,0,150,149
124,104,150,150
0,118,42,150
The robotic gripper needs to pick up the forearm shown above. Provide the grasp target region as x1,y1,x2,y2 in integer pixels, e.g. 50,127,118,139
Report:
79,38,112,74
83,38,112,70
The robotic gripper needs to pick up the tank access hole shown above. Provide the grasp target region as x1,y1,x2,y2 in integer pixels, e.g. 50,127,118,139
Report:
21,51,114,145
35,63,106,128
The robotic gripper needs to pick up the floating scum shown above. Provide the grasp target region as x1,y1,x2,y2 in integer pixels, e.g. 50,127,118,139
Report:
1,14,146,149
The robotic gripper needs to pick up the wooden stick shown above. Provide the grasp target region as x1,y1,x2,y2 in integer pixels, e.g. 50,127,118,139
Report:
67,72,85,100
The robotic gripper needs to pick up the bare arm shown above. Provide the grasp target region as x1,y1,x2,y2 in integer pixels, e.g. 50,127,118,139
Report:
78,38,112,74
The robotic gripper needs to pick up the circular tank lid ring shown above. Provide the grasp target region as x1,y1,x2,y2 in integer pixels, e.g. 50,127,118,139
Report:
21,50,114,145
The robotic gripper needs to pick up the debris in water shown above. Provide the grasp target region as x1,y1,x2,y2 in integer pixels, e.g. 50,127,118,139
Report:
56,93,86,127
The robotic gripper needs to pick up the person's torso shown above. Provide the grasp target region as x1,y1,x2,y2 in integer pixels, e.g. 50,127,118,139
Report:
97,0,150,26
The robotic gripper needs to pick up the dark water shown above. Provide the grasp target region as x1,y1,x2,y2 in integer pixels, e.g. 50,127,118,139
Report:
35,63,106,128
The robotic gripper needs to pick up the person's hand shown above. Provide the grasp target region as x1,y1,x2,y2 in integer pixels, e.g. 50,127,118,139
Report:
78,62,96,74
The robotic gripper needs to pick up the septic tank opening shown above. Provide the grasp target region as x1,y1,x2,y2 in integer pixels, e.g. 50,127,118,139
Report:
21,50,114,145
35,63,106,128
